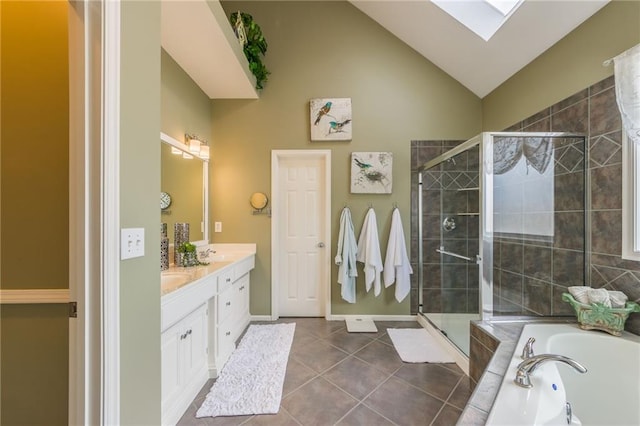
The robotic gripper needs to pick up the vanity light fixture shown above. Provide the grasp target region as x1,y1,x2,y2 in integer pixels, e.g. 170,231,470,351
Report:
171,146,182,155
185,133,210,160
185,133,202,154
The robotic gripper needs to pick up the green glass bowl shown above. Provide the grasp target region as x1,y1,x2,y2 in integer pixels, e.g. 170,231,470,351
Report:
562,292,640,336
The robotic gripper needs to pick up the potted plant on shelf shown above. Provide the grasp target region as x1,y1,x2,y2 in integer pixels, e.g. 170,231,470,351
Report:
230,11,270,90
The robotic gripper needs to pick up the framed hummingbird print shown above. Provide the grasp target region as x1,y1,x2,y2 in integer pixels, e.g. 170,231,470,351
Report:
310,97,352,141
350,152,393,194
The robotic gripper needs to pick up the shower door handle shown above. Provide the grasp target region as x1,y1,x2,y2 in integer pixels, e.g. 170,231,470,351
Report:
317,242,325,248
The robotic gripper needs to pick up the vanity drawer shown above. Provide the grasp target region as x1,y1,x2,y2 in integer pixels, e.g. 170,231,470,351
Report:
217,286,234,323
217,269,234,293
216,322,235,366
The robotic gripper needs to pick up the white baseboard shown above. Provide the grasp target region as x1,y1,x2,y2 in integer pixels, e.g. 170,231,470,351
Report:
417,315,469,375
252,314,417,322
250,315,274,321
327,314,417,322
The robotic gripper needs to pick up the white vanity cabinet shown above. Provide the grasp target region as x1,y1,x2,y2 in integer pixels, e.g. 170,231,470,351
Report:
161,249,255,426
161,304,208,424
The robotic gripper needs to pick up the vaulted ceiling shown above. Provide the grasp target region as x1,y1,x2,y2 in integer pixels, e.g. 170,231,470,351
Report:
350,0,610,97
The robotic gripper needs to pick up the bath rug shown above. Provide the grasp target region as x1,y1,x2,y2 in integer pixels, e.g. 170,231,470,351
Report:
388,328,454,363
196,323,295,418
345,318,378,332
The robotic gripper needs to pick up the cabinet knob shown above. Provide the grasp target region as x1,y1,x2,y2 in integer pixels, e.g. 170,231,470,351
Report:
226,278,231,282
239,286,245,291
225,331,231,336
186,329,192,335
226,301,231,306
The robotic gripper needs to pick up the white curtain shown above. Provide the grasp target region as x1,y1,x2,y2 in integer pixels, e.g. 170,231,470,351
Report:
611,43,640,145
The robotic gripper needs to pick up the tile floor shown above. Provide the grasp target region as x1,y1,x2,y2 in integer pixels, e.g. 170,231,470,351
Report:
178,318,473,426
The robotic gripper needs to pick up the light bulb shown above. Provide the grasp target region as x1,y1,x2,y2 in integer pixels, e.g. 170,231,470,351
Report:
199,145,210,159
189,138,201,153
171,146,182,155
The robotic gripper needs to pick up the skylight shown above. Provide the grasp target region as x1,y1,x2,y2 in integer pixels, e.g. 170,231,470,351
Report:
431,0,524,41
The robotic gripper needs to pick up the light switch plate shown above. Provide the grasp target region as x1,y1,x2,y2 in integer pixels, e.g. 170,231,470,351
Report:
214,222,222,233
121,228,145,260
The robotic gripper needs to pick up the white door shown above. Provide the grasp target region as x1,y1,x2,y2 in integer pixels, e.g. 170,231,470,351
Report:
272,151,331,317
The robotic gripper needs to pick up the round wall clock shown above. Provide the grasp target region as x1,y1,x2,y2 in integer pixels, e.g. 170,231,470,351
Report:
160,191,172,210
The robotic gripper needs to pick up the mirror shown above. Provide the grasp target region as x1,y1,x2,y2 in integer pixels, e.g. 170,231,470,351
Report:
250,192,268,210
160,132,208,245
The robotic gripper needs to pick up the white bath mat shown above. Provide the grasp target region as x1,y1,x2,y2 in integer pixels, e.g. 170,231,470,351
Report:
346,318,378,332
388,328,455,363
196,323,295,418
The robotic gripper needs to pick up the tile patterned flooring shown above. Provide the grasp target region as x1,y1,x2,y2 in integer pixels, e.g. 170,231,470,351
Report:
178,318,472,426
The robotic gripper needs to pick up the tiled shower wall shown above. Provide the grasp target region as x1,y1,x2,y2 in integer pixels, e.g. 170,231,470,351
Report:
410,76,640,336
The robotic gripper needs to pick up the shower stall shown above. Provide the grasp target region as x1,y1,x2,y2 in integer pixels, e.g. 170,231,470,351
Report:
415,132,587,356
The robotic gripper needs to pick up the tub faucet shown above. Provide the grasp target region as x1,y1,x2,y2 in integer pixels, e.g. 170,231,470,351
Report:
514,354,587,388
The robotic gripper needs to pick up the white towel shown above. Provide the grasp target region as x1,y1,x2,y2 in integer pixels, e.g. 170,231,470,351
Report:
384,208,413,303
357,208,383,296
335,207,358,303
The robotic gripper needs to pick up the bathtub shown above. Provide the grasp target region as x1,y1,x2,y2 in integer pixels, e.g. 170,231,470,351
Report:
486,323,640,425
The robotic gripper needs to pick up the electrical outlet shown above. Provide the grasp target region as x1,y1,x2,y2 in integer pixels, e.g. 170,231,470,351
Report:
121,228,145,260
214,222,222,233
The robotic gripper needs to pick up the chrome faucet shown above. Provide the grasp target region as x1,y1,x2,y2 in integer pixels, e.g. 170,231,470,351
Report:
199,248,216,259
514,354,587,388
521,337,535,359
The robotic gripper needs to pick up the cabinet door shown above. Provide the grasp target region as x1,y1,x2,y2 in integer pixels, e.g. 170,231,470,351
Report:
161,323,182,407
182,305,208,385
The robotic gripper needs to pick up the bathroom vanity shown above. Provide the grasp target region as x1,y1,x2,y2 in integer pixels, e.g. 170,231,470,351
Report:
160,244,256,425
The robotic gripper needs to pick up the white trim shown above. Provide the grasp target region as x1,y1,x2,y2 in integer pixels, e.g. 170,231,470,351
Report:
417,315,469,375
68,1,86,423
250,315,274,322
622,131,640,261
102,1,121,424
271,150,332,320
0,289,71,304
326,314,417,322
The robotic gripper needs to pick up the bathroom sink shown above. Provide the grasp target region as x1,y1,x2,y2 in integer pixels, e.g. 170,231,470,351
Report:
161,271,192,293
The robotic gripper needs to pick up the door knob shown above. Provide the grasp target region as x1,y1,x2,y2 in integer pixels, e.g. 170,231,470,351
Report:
317,242,325,248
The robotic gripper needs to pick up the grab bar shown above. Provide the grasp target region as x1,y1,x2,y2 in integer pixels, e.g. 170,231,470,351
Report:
436,246,473,262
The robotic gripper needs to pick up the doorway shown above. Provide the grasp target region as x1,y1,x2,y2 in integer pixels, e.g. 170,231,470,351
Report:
271,150,331,318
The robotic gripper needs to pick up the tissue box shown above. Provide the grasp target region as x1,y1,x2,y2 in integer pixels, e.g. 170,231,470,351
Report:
562,293,640,336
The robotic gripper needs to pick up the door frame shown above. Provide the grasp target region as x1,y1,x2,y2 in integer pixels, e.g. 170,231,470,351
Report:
68,0,120,424
270,150,331,320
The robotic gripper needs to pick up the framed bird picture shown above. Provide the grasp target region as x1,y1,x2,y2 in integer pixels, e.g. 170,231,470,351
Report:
310,98,352,141
351,152,393,194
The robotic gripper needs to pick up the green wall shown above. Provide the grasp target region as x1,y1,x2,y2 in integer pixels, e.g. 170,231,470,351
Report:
119,2,162,424
0,2,69,424
161,49,213,247
213,1,482,316
161,50,213,147
482,1,640,131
